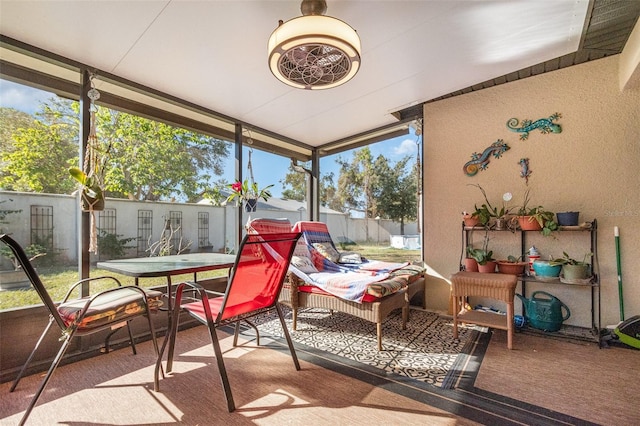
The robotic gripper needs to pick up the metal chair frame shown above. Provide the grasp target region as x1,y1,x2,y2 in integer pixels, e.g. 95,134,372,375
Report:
154,231,302,412
1,233,160,425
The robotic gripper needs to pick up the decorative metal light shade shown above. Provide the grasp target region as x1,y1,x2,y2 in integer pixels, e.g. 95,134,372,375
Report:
268,0,361,90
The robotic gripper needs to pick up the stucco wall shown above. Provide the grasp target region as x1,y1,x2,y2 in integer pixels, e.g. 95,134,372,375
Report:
422,55,640,328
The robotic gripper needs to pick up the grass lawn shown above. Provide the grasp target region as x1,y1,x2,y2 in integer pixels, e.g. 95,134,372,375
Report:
0,244,421,310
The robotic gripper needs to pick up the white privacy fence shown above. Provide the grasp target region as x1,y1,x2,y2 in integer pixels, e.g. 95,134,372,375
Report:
0,190,418,264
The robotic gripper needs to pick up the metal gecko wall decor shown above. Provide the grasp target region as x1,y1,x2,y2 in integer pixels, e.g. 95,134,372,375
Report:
519,158,531,184
506,112,562,140
463,139,510,176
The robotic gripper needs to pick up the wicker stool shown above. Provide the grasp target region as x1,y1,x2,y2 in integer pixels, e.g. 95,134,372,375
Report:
451,271,518,349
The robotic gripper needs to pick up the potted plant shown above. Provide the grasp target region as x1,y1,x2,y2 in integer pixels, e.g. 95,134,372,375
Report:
466,229,496,273
531,259,562,279
69,167,105,211
464,245,479,271
494,192,513,230
496,254,528,275
225,178,274,212
512,189,558,236
549,251,592,281
468,185,513,230
462,211,480,228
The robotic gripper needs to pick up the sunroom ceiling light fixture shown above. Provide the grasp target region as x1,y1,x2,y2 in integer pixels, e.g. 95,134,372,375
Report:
268,0,361,90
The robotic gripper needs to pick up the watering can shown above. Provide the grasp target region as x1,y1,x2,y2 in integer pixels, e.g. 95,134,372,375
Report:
516,291,570,332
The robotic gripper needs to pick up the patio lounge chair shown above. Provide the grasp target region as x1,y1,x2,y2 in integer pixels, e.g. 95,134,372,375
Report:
246,218,425,351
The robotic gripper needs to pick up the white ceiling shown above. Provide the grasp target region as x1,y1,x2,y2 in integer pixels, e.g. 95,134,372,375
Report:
0,0,589,147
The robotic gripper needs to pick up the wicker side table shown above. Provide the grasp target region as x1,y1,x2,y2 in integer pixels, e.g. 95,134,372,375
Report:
451,271,518,349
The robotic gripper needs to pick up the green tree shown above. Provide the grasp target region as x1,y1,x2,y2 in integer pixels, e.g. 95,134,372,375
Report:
98,109,230,202
280,163,307,201
373,155,417,234
281,165,341,211
319,172,343,211
0,99,230,202
0,101,78,193
336,147,378,218
0,107,34,156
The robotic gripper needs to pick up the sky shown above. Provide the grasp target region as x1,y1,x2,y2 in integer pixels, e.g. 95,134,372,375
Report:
0,79,422,198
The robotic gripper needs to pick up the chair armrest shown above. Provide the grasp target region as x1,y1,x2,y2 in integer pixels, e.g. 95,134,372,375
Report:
173,281,209,312
63,276,124,302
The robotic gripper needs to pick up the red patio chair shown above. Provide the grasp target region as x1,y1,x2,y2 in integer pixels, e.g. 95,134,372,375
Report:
153,231,302,412
0,233,161,426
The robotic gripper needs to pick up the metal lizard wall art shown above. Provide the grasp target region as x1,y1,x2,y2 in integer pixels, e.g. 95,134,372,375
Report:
519,158,531,184
463,139,510,176
506,112,562,140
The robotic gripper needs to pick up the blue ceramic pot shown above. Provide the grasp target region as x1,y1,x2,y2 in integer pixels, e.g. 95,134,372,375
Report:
532,260,561,278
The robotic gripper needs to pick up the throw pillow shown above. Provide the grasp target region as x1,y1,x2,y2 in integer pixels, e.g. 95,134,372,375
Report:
312,242,340,263
338,251,362,264
290,256,318,273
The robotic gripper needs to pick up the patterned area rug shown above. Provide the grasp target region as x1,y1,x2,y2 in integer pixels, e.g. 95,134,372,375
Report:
250,307,489,389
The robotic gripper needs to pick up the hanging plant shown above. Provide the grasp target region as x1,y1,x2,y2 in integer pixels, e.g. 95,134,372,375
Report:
68,74,109,253
225,179,273,205
224,146,273,211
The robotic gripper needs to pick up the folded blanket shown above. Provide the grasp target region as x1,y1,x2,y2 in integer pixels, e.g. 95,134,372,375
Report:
304,271,391,302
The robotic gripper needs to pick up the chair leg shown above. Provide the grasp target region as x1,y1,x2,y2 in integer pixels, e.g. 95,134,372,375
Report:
154,305,181,391
19,332,75,426
209,324,235,412
10,318,54,392
376,323,383,351
102,322,136,354
126,322,138,354
275,304,300,371
233,320,260,347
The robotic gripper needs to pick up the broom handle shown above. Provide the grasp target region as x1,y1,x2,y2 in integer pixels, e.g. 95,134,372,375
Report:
615,226,624,322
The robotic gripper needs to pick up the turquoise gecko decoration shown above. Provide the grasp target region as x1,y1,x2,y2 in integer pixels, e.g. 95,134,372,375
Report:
506,112,562,140
519,158,531,185
463,139,510,176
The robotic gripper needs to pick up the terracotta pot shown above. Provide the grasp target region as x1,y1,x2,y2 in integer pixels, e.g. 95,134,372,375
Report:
477,261,497,273
464,257,478,272
517,216,542,231
463,215,479,228
497,260,527,275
